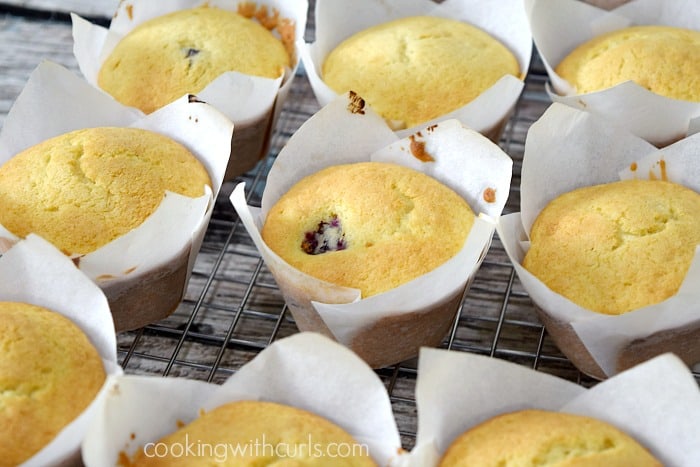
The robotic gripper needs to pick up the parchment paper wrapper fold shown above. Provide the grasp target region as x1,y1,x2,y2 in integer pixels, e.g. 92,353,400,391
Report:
526,0,700,146
231,92,513,368
1,235,122,467
395,349,700,466
301,0,532,143
497,103,700,379
79,333,700,466
0,61,232,331
81,333,402,466
72,0,308,179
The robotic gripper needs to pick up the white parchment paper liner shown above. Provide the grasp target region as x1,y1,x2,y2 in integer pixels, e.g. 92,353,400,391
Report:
393,349,700,466
71,0,308,178
496,102,700,378
526,0,700,146
0,60,232,329
0,235,122,467
231,92,512,366
300,0,532,140
82,333,402,466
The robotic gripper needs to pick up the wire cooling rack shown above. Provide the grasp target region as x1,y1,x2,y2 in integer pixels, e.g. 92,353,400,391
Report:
114,54,700,448
115,53,689,449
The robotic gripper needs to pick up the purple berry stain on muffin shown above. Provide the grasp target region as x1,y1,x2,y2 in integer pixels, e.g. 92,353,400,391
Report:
301,215,346,255
182,47,201,69
184,48,200,58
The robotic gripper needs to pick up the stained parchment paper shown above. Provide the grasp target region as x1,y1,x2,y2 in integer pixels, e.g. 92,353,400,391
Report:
71,0,308,177
81,333,402,466
81,331,700,466
301,0,532,139
231,92,512,355
497,103,700,377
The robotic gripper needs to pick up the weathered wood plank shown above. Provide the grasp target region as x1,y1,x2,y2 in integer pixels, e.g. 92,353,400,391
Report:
1,0,116,17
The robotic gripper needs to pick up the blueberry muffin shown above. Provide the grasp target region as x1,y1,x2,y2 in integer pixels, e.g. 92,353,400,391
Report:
98,6,291,114
556,25,700,101
322,15,520,130
523,179,700,315
0,127,211,255
262,162,475,297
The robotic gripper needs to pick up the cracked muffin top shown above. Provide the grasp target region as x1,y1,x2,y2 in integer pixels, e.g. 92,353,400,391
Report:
0,127,211,255
523,179,700,315
0,301,105,465
555,25,700,101
98,6,291,114
261,162,474,298
322,15,520,130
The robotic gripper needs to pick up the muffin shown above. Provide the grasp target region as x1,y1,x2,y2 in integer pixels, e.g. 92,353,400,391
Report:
322,15,521,131
438,409,661,466
258,160,479,367
128,400,377,466
0,126,212,330
98,6,290,115
555,25,700,101
84,2,301,180
262,161,475,298
522,179,700,315
0,301,106,466
234,91,512,368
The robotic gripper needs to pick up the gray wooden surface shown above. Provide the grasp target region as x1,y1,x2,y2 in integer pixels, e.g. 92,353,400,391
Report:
1,0,696,450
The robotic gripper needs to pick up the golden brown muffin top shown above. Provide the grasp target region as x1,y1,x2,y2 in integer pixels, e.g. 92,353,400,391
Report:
99,6,291,114
0,301,106,466
0,127,211,255
439,409,661,467
523,179,700,315
262,162,474,298
322,15,521,130
555,25,700,101
128,400,377,466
